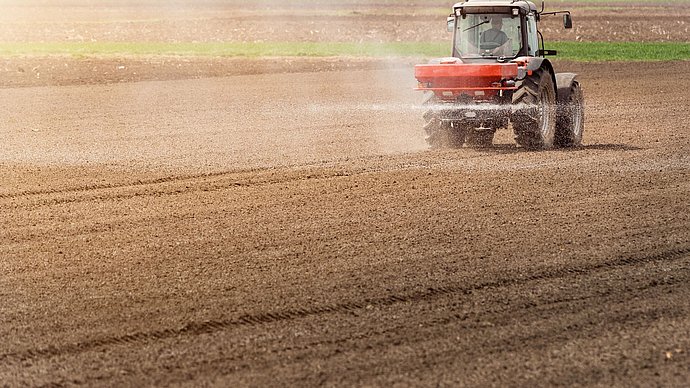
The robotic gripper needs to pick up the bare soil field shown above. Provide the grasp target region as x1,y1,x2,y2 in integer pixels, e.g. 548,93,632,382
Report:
1,59,689,387
1,1,689,387
0,0,688,43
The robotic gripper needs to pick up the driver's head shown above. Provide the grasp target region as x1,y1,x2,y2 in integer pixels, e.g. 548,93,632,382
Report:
491,17,503,30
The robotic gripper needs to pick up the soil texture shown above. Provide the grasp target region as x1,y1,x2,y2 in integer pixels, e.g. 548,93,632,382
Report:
1,60,689,386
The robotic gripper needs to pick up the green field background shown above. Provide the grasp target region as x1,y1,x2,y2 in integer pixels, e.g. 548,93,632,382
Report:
0,41,688,62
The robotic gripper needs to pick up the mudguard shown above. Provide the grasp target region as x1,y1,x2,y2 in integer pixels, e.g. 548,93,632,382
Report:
555,73,579,102
513,57,557,93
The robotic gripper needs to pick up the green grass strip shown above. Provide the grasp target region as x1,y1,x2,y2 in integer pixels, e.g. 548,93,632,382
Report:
0,41,688,62
549,0,688,3
548,41,690,61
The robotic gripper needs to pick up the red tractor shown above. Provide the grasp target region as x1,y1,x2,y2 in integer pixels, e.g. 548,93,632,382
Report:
415,0,584,149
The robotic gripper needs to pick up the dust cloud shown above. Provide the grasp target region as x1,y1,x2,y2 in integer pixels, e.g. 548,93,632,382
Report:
0,0,433,169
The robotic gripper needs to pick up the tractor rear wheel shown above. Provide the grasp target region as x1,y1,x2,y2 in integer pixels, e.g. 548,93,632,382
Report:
554,80,585,147
511,69,557,150
424,94,466,148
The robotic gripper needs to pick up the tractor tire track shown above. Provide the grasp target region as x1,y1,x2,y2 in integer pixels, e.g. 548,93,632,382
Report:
0,170,242,200
0,150,547,209
0,149,443,202
2,245,688,363
0,171,347,210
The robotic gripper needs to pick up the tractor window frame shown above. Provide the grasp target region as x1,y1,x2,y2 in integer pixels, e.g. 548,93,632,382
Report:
526,13,539,56
452,12,525,60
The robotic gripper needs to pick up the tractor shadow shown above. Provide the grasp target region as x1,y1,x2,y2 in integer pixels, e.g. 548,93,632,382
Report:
577,144,643,152
473,143,642,154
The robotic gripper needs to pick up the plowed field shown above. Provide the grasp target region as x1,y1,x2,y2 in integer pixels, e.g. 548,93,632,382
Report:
1,1,689,386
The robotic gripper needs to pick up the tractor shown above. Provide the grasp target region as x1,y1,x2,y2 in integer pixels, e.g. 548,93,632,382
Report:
415,0,584,149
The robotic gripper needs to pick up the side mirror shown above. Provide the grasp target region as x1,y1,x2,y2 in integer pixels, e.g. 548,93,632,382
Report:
447,16,455,32
564,14,573,29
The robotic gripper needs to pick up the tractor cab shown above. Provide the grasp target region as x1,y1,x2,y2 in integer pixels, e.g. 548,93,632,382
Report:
448,0,571,61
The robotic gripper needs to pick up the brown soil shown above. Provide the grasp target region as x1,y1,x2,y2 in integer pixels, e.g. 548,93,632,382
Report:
1,1,689,387
1,59,689,387
0,1,688,43
0,55,407,88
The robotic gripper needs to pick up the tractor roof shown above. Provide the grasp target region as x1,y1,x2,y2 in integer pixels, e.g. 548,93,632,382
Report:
453,0,538,13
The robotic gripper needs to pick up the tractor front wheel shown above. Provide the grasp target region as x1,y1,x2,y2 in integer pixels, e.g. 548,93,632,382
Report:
554,80,585,147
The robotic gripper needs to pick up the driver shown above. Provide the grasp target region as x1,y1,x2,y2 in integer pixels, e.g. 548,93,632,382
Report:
480,17,509,47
